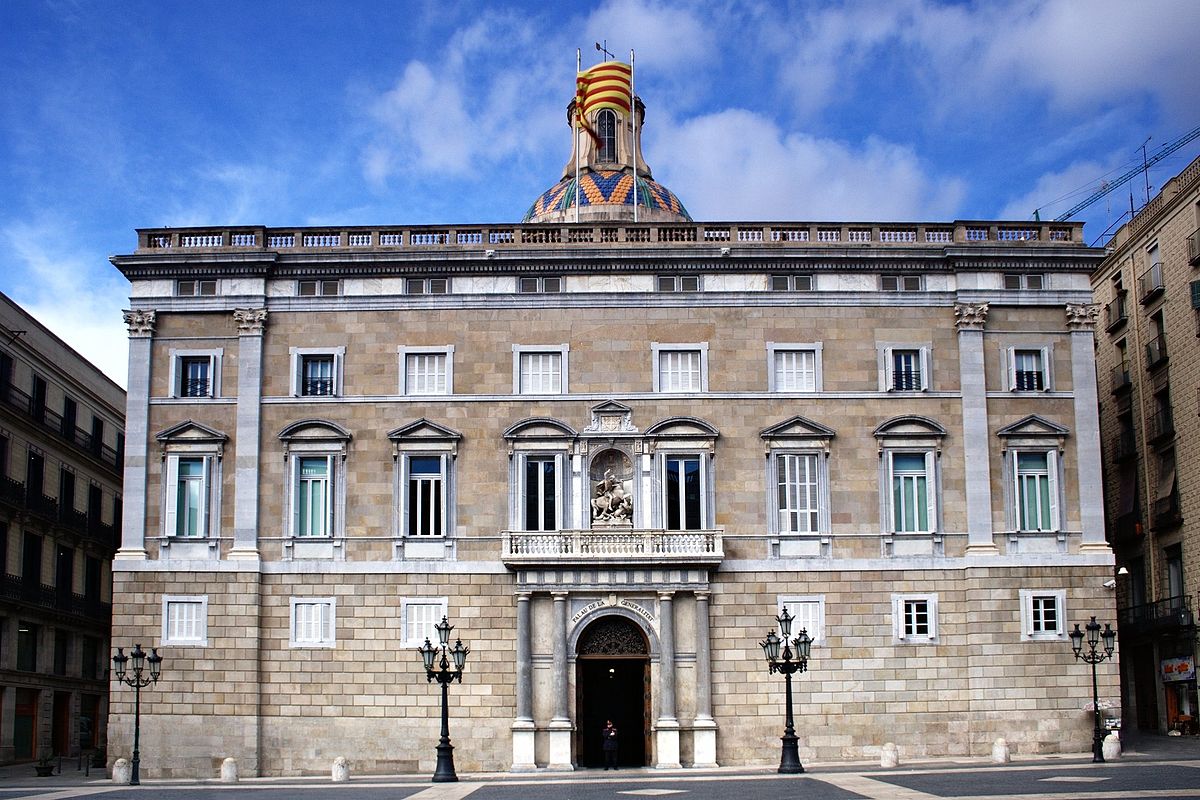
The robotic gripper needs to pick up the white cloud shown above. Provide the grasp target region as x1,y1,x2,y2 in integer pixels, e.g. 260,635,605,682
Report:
996,159,1120,221
3,221,129,388
583,0,715,72
652,109,965,220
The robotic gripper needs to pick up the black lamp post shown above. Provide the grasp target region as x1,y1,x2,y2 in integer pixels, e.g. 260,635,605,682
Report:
760,607,812,774
418,616,469,782
112,644,163,785
1069,616,1116,763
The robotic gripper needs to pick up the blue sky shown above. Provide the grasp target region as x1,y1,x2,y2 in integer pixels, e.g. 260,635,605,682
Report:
3,0,1198,388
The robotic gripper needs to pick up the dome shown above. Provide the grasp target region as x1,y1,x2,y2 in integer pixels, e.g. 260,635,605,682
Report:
523,169,692,224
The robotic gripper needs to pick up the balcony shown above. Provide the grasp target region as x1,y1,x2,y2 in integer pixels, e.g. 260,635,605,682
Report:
0,574,112,622
1113,430,1137,461
1153,492,1183,530
1139,262,1165,303
1110,511,1142,544
1145,334,1168,368
502,528,724,568
1188,228,1200,266
1111,365,1132,393
0,475,24,507
1104,298,1128,332
1013,369,1045,391
1118,594,1194,637
1147,407,1175,444
0,383,121,472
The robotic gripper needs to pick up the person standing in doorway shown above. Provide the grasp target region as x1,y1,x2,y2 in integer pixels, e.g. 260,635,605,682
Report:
602,719,619,770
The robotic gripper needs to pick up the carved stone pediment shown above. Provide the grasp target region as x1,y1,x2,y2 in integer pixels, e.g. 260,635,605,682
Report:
873,415,947,440
584,400,637,434
997,414,1070,439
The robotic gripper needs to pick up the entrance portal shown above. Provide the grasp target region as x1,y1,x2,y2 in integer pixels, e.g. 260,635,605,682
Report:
575,615,649,768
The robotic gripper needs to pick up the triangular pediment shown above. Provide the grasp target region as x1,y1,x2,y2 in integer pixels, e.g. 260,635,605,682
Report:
503,417,577,439
997,415,1070,438
387,418,462,443
277,418,352,442
873,415,947,439
155,420,228,444
760,415,837,441
591,400,632,415
644,416,719,438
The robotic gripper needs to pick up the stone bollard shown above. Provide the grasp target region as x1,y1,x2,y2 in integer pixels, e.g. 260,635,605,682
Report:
332,756,350,782
991,738,1010,763
880,742,900,768
1102,732,1122,761
220,757,239,783
112,758,131,785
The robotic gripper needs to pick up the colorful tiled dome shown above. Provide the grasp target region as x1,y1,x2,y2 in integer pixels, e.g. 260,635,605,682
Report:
523,169,691,223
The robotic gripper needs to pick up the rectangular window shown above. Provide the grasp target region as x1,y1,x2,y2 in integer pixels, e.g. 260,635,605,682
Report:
174,457,207,537
407,456,444,537
893,594,937,642
1012,349,1046,391
1004,273,1045,290
53,630,69,676
301,355,335,396
298,280,340,296
296,456,331,538
290,598,336,647
161,596,208,645
176,280,217,296
657,275,700,292
178,356,212,398
658,350,702,392
403,598,448,646
890,452,932,533
770,274,814,292
890,349,924,391
664,455,703,530
1014,451,1058,532
406,277,449,294
881,275,923,291
518,276,561,293
776,453,819,533
773,349,817,392
523,456,559,531
16,622,38,671
81,637,98,681
1020,589,1066,639
405,352,448,395
777,597,825,644
517,350,563,394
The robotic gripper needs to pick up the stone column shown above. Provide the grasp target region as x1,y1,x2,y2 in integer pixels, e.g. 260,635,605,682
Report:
955,303,997,555
0,686,15,762
117,310,155,560
230,309,267,560
511,592,536,771
655,591,681,768
692,591,718,767
547,592,573,770
1067,304,1111,552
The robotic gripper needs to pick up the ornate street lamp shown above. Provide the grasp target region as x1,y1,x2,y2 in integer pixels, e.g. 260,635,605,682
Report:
112,644,164,785
760,607,812,774
418,616,470,782
1069,616,1117,763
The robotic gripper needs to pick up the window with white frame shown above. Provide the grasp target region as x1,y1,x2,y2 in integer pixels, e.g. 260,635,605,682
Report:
663,454,704,530
884,347,928,391
400,347,453,396
777,596,825,645
1013,450,1059,532
653,343,708,393
1010,348,1048,391
279,420,350,546
157,422,226,540
294,455,333,537
893,594,937,642
1019,589,1065,640
402,598,448,646
761,415,835,538
170,350,221,398
522,454,563,531
161,596,208,645
404,455,447,537
768,344,821,392
290,597,336,647
775,453,821,534
888,451,935,533
290,347,344,397
513,345,568,394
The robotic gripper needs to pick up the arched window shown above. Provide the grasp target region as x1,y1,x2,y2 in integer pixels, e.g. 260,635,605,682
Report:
597,109,617,162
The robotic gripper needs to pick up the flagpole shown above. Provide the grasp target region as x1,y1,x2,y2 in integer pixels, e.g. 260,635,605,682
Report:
575,48,581,224
631,49,638,223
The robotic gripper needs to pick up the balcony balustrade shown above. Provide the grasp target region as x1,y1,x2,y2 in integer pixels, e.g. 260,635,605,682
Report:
1139,262,1165,302
502,528,723,567
1147,407,1175,443
0,573,112,621
1113,430,1137,461
1153,492,1182,529
1145,334,1168,368
1118,594,1194,635
1111,365,1132,393
0,384,120,471
1104,298,1128,331
1188,228,1200,265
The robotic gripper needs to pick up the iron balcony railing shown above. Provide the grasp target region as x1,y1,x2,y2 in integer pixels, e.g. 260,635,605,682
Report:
1145,334,1168,367
1147,407,1175,443
1188,227,1200,265
1104,297,1128,331
1118,594,1194,634
502,528,724,567
1113,430,1137,461
1014,369,1044,391
1139,262,1165,302
0,574,112,622
1153,492,1182,529
1111,365,1132,393
0,383,121,471
301,377,335,396
180,378,211,398
892,369,922,391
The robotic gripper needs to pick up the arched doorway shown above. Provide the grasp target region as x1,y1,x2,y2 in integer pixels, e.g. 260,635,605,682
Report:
575,615,650,768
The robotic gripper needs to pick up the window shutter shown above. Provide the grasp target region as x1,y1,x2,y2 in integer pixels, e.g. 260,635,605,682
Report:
554,453,565,531
325,455,336,536
924,451,937,533
321,603,334,642
1010,450,1021,530
1190,279,1200,309
919,347,930,390
401,456,411,536
164,456,180,536
198,456,211,537
895,598,906,640
1047,449,1060,531
439,454,449,536
333,352,343,395
1023,596,1035,636
883,349,893,392
289,456,300,536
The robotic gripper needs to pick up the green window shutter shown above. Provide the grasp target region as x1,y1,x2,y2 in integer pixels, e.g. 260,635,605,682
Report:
1190,279,1200,309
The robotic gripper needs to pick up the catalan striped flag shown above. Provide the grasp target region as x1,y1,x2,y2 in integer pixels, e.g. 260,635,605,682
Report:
575,61,632,126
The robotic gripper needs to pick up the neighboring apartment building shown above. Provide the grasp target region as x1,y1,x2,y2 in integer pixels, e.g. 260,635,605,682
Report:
0,292,123,762
1092,155,1200,736
107,71,1117,777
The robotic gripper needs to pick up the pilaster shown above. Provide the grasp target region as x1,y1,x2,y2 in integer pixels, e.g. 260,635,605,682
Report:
230,308,267,561
1066,304,1111,552
955,303,998,555
116,310,154,561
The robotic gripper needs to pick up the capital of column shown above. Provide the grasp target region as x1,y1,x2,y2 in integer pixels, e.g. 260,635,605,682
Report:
658,590,675,601
1065,302,1100,331
953,302,989,331
122,309,156,338
694,591,710,602
233,307,268,334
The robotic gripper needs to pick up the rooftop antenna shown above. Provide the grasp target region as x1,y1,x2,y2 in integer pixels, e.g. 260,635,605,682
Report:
1139,136,1152,207
595,41,614,61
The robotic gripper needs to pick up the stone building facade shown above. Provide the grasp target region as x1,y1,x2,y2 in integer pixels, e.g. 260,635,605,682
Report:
1091,154,1200,735
0,292,123,763
107,78,1117,777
